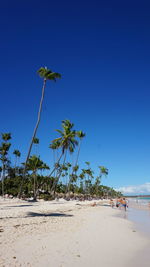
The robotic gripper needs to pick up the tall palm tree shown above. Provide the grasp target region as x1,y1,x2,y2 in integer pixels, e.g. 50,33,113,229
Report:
2,133,11,142
33,137,39,144
0,133,11,197
26,155,49,200
19,67,61,197
75,131,85,167
50,120,78,194
99,166,108,176
70,130,85,184
54,120,77,154
0,143,11,196
33,137,39,155
49,120,77,176
49,140,61,175
13,150,21,168
98,166,108,197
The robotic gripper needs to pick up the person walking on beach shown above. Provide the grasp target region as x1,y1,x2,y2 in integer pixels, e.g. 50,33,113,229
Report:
110,199,115,208
121,198,127,211
116,198,121,208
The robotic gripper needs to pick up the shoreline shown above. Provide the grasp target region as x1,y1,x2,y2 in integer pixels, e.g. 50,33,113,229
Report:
0,199,150,267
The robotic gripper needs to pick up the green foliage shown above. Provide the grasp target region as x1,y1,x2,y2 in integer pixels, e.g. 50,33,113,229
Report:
1,133,11,141
13,150,21,157
33,137,39,144
53,119,78,154
0,120,121,200
37,67,61,81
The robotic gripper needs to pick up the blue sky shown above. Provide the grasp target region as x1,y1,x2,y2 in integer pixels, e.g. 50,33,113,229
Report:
1,0,150,194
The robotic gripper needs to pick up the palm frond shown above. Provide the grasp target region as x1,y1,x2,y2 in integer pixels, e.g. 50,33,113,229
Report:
37,67,61,81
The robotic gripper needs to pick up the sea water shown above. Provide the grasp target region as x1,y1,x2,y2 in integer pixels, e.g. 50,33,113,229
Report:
126,197,150,237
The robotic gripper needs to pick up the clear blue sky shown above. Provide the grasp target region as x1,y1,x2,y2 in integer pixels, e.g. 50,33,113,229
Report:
1,0,150,194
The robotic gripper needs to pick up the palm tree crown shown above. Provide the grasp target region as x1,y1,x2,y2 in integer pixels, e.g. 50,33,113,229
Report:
99,166,108,176
53,120,78,154
13,150,21,158
1,133,11,142
37,67,61,81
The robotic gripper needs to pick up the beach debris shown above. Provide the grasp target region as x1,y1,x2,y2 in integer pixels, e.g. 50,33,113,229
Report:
0,228,4,232
90,202,96,207
14,224,20,228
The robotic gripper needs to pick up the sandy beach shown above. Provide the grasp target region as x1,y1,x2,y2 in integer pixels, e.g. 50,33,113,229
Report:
0,198,150,267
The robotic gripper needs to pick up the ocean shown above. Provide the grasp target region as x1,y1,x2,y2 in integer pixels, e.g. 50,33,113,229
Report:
126,197,150,236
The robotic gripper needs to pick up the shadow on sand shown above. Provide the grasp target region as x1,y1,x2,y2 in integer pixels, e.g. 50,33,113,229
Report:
26,212,73,217
6,204,35,208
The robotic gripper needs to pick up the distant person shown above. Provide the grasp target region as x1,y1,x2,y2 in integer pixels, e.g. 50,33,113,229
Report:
110,199,115,208
116,198,121,208
121,198,127,211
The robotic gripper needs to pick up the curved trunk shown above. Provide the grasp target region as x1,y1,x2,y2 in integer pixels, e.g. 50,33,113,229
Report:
70,139,81,178
18,78,47,198
48,151,63,178
14,156,17,176
51,150,67,196
33,171,37,201
35,152,64,192
1,164,5,197
74,139,81,168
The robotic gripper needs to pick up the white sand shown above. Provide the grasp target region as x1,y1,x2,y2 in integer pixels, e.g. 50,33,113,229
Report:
0,198,150,267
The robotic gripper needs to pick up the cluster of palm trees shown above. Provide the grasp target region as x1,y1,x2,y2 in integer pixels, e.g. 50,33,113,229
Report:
0,126,121,200
0,67,122,200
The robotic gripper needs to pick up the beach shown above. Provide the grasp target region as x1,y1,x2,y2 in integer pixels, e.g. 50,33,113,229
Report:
0,198,150,267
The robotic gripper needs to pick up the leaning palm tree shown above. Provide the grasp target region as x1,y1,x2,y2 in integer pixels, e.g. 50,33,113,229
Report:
75,131,85,167
33,137,39,155
0,133,11,197
49,140,61,173
99,166,108,176
13,150,21,168
2,133,11,142
19,67,61,197
26,155,49,200
54,119,78,163
50,120,78,194
0,143,11,197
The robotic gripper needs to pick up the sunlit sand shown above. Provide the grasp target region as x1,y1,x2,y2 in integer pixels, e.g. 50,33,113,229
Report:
0,198,150,267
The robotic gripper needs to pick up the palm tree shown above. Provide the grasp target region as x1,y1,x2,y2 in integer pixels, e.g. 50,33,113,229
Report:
54,120,78,154
0,133,11,197
98,166,108,198
50,120,78,194
49,140,61,176
26,155,49,200
70,130,85,185
2,133,11,142
99,166,108,176
75,131,85,167
19,67,61,197
33,137,39,155
0,143,11,196
13,150,21,168
33,137,39,144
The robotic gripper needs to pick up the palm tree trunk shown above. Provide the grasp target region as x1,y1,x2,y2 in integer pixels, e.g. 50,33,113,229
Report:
51,150,67,196
33,171,37,201
18,78,47,198
14,156,17,176
70,139,81,182
75,140,81,168
35,152,64,193
48,151,63,178
1,164,4,197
